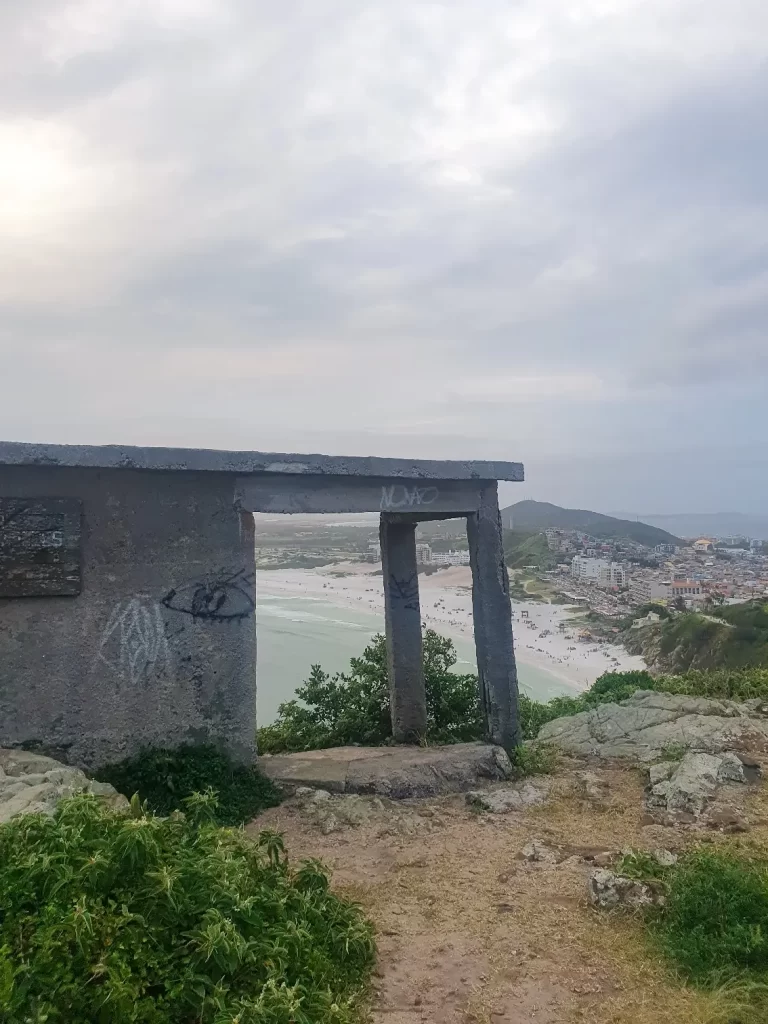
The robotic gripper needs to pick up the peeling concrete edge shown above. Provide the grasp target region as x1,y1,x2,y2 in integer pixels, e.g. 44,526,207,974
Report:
0,442,524,482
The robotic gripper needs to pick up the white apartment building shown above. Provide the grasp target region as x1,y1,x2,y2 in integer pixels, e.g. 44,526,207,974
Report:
571,555,627,589
430,550,471,566
415,543,432,564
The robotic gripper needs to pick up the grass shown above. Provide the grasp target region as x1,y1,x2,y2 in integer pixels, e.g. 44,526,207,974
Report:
608,843,768,1022
0,793,375,1023
658,846,768,983
96,744,282,826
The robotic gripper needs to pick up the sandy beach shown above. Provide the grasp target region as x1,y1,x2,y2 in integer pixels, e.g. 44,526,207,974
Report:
257,563,646,694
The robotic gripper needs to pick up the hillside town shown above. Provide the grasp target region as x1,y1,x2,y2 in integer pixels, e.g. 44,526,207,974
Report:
537,527,768,615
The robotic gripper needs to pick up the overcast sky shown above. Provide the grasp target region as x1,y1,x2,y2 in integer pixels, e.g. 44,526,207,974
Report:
1,1,767,514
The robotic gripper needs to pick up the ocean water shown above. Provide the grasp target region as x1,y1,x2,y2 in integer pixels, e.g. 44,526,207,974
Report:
255,590,576,726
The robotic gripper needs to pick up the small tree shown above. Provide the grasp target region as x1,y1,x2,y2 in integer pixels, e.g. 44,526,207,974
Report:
257,630,482,753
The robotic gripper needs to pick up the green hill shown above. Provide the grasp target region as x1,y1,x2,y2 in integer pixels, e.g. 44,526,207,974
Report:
623,600,768,673
500,500,680,547
503,530,560,571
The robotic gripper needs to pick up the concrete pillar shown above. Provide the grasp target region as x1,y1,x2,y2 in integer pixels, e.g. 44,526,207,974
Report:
467,483,521,750
380,515,427,742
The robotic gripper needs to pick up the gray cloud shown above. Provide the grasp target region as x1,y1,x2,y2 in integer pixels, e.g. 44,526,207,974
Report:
1,0,767,513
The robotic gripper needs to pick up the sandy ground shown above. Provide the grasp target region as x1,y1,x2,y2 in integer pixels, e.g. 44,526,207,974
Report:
251,759,758,1024
259,564,646,692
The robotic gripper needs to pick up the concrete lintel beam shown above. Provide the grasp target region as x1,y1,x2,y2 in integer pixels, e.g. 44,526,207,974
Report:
236,476,483,515
0,442,524,483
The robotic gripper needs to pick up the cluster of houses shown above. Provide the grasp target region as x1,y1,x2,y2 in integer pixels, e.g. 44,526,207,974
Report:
546,528,768,611
367,541,470,566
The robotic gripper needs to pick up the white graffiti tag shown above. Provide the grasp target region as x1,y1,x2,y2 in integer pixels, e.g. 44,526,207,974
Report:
380,485,439,511
92,599,170,686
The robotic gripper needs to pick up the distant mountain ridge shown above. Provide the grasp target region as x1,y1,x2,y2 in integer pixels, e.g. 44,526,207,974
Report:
500,500,680,547
614,512,768,541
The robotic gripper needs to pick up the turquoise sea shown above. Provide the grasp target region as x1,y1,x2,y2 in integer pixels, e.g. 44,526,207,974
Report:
255,589,577,726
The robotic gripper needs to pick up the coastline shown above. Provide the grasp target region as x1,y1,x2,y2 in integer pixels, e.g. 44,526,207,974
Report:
256,563,647,694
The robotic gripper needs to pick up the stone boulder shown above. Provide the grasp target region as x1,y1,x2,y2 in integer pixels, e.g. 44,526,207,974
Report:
645,750,757,827
588,869,664,910
261,742,513,798
466,777,551,813
0,748,128,824
537,691,768,761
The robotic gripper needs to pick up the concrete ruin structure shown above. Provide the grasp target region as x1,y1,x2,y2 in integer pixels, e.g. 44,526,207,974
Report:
0,442,524,768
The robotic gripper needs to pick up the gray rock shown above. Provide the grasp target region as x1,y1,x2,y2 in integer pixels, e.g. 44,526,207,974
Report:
653,848,679,868
588,869,662,910
466,778,551,813
645,751,755,825
718,752,747,783
0,748,128,824
649,752,722,817
648,761,676,786
520,839,561,864
262,742,513,798
538,690,768,761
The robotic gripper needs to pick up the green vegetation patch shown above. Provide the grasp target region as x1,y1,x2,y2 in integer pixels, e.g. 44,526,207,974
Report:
503,531,560,572
614,844,768,1021
658,847,768,983
96,744,282,826
258,630,482,753
0,794,375,1023
625,601,768,673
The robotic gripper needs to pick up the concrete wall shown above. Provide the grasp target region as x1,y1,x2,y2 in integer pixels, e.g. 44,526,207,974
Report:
0,466,256,769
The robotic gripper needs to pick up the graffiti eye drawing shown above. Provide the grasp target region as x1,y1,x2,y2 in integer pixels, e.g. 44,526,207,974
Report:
161,568,255,622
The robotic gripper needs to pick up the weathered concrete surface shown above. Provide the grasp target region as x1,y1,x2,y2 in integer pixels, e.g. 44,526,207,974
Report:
259,743,514,797
381,517,427,742
467,484,521,750
0,441,524,482
537,691,768,760
0,465,257,768
0,748,127,823
237,476,485,515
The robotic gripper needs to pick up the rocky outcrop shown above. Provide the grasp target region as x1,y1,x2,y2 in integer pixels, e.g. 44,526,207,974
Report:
261,742,514,798
466,777,551,813
587,869,665,910
537,691,768,761
644,750,759,828
0,748,128,824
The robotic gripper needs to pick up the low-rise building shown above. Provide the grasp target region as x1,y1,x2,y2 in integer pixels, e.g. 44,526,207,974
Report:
430,550,470,566
670,580,704,600
631,578,670,605
571,556,626,589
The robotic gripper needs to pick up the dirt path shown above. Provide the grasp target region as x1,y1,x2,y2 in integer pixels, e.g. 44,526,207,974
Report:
250,759,747,1024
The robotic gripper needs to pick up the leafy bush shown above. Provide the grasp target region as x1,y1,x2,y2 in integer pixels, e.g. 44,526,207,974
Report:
658,847,768,984
96,744,282,826
509,742,557,778
0,794,375,1023
258,631,483,753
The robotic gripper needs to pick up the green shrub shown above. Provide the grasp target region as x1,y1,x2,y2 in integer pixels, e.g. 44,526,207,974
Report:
0,794,375,1023
509,742,557,778
658,847,768,984
96,744,282,826
258,631,483,753
259,626,768,755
